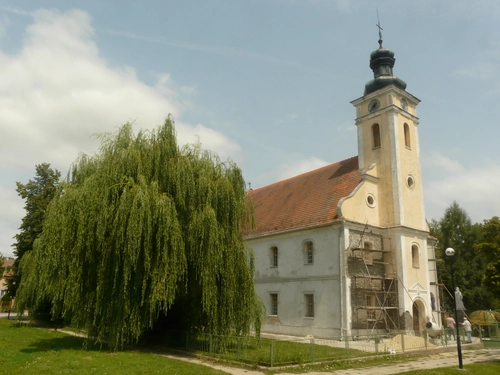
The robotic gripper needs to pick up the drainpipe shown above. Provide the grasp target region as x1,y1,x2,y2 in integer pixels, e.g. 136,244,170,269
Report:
339,219,345,340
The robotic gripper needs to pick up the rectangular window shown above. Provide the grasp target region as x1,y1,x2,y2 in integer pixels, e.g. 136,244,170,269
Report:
363,242,373,265
270,293,278,316
363,251,373,265
304,294,314,318
366,295,376,320
271,246,278,267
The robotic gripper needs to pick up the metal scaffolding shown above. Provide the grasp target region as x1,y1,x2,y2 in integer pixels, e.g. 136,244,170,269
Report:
348,242,401,334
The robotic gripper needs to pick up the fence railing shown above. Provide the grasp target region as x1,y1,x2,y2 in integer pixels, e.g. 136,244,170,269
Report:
477,322,499,339
160,327,493,367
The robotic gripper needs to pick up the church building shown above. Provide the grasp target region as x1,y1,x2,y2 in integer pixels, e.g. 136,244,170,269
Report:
245,36,441,338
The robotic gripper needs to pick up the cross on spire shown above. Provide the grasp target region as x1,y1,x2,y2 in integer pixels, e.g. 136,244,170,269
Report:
376,9,383,48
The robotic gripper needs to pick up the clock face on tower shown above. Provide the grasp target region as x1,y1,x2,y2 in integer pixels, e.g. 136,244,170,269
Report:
368,99,380,113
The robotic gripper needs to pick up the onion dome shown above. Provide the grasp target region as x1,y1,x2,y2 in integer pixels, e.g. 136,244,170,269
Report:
364,44,407,95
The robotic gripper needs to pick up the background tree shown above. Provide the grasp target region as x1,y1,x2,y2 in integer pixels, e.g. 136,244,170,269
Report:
16,116,262,349
8,163,60,298
430,202,498,313
0,252,4,278
475,216,500,297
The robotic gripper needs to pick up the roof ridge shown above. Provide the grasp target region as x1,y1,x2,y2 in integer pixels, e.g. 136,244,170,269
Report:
244,156,361,237
250,155,358,193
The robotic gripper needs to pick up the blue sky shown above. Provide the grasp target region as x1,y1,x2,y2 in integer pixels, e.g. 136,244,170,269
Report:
1,0,500,257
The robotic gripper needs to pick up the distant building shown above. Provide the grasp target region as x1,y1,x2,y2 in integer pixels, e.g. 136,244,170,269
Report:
245,38,440,338
0,258,14,299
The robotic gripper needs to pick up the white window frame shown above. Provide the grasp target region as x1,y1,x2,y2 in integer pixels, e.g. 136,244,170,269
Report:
269,293,278,316
304,293,315,318
270,246,278,267
304,240,314,265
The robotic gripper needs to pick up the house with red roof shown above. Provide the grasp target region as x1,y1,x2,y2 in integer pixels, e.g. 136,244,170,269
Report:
1,258,14,311
245,37,440,338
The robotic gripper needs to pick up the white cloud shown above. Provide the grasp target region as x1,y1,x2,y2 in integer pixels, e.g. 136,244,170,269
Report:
0,8,241,257
1,6,32,18
424,152,464,175
0,9,177,173
423,152,500,222
176,121,242,162
261,156,329,184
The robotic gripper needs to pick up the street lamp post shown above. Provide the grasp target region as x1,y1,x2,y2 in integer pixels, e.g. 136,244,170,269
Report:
445,247,463,369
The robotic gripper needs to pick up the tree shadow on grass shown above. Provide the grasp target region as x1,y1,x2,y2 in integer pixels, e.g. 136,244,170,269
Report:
20,335,109,354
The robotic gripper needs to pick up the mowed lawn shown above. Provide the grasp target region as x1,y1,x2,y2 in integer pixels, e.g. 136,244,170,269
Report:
0,318,227,375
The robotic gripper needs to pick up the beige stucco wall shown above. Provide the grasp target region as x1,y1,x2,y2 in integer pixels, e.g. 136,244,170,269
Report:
348,85,434,330
352,86,425,231
340,178,381,226
396,112,426,230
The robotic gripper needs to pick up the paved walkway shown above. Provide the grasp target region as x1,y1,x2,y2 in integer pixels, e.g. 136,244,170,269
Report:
278,348,500,374
164,347,500,375
3,314,498,374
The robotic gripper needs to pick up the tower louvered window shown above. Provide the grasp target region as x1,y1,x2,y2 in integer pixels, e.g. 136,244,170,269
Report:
372,124,381,148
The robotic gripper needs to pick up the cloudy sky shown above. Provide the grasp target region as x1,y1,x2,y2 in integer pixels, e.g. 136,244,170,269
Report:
1,0,500,257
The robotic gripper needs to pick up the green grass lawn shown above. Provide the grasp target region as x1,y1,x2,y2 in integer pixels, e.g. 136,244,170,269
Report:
4,317,498,375
179,331,376,367
0,318,227,375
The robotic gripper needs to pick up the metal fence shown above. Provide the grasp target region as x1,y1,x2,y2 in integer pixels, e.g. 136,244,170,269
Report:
161,328,484,367
477,322,499,339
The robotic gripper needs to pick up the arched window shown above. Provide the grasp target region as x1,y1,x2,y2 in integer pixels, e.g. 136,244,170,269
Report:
271,246,278,267
404,123,411,148
304,241,314,264
411,244,419,268
372,124,381,148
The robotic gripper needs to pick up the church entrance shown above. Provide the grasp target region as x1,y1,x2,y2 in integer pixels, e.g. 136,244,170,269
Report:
412,300,425,335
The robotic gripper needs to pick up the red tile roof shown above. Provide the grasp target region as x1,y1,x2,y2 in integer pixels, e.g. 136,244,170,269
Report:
245,156,361,238
2,259,14,268
2,259,14,278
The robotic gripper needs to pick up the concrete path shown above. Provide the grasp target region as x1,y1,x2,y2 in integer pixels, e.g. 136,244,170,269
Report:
171,348,500,375
162,354,265,375
277,348,500,374
3,314,498,374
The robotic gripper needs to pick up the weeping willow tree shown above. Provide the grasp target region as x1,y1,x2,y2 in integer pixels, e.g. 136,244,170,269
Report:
16,115,262,349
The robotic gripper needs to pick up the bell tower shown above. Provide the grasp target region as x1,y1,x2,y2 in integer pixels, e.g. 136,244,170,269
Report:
350,37,426,231
348,31,437,332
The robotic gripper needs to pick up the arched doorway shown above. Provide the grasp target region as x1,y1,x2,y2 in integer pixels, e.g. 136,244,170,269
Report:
412,299,426,335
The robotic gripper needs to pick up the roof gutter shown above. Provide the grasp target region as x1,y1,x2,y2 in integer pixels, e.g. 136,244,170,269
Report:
339,218,345,341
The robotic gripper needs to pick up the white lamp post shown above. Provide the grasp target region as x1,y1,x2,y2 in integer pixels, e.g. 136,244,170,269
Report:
445,247,463,369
